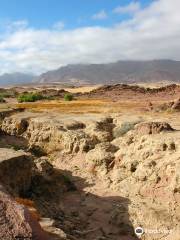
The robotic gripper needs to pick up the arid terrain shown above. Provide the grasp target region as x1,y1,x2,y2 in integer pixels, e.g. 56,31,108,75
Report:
0,83,179,240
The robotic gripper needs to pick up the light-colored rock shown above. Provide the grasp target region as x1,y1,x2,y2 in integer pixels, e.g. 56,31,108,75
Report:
34,157,54,176
135,121,174,135
110,129,180,239
1,116,29,135
85,142,118,176
85,117,114,142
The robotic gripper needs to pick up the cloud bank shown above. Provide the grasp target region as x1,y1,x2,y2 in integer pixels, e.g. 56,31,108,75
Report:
92,10,108,20
0,0,180,74
113,1,141,14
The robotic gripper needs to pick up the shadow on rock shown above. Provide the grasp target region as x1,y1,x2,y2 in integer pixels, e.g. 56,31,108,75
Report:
27,165,138,240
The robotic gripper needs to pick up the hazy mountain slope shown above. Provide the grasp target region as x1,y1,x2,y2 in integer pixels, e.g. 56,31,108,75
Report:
0,72,35,86
37,60,180,84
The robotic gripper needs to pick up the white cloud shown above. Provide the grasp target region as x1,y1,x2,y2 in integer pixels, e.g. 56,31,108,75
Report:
53,21,65,30
0,0,180,75
92,10,108,20
5,20,29,32
113,1,141,14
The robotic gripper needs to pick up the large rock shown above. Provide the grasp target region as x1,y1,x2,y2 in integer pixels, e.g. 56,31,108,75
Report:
110,129,180,240
135,121,174,135
85,142,118,176
1,116,29,135
85,117,114,142
1,114,100,154
0,185,49,240
172,98,180,110
0,148,32,196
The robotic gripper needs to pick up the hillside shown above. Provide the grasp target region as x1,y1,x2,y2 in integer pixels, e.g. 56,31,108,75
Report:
37,60,180,84
0,72,35,86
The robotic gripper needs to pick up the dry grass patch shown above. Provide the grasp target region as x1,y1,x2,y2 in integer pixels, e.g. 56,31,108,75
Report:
64,85,101,93
15,98,151,114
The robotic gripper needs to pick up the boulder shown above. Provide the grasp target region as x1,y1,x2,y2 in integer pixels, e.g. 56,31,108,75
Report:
34,157,54,176
172,98,180,110
0,185,48,240
0,148,33,196
1,116,29,135
85,117,114,142
85,142,118,176
135,122,174,135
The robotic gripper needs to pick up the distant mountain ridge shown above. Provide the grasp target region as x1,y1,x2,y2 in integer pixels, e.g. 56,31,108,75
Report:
1,60,180,86
37,60,180,84
0,72,34,86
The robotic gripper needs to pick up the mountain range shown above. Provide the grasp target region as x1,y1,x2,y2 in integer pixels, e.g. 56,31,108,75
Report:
1,60,180,86
0,72,35,86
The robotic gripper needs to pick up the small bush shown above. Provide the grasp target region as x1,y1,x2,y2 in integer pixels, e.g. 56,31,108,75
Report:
0,91,16,98
113,120,142,137
0,96,6,103
17,92,44,103
64,93,73,101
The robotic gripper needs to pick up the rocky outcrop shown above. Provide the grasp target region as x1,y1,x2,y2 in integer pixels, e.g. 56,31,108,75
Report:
134,121,174,135
85,117,114,142
172,98,180,110
85,142,118,176
0,148,32,196
1,116,29,135
0,108,24,122
110,129,180,239
1,114,114,154
0,148,50,240
25,119,96,154
0,184,49,240
154,98,180,112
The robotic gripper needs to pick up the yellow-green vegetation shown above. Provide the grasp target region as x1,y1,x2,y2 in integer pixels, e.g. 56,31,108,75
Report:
17,92,45,103
64,93,73,101
15,99,146,115
0,96,6,103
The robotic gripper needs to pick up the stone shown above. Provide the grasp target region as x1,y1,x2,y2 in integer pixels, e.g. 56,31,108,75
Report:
0,185,49,240
0,148,33,196
172,98,180,110
135,122,174,135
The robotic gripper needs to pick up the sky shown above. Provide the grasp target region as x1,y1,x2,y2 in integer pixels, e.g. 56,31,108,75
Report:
0,0,180,74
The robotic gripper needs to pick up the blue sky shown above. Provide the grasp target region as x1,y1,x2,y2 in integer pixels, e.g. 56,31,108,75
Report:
0,0,151,29
0,0,179,74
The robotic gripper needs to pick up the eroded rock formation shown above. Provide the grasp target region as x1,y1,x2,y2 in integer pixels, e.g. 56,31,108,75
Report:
0,111,179,239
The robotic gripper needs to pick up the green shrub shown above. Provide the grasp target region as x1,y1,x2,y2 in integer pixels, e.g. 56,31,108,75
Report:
17,93,44,103
113,120,142,138
0,93,10,98
0,96,6,103
64,93,73,101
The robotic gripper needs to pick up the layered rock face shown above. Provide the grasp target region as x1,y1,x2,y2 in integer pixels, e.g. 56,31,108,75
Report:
1,113,114,154
0,149,32,195
0,148,49,240
111,128,180,239
0,185,48,240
